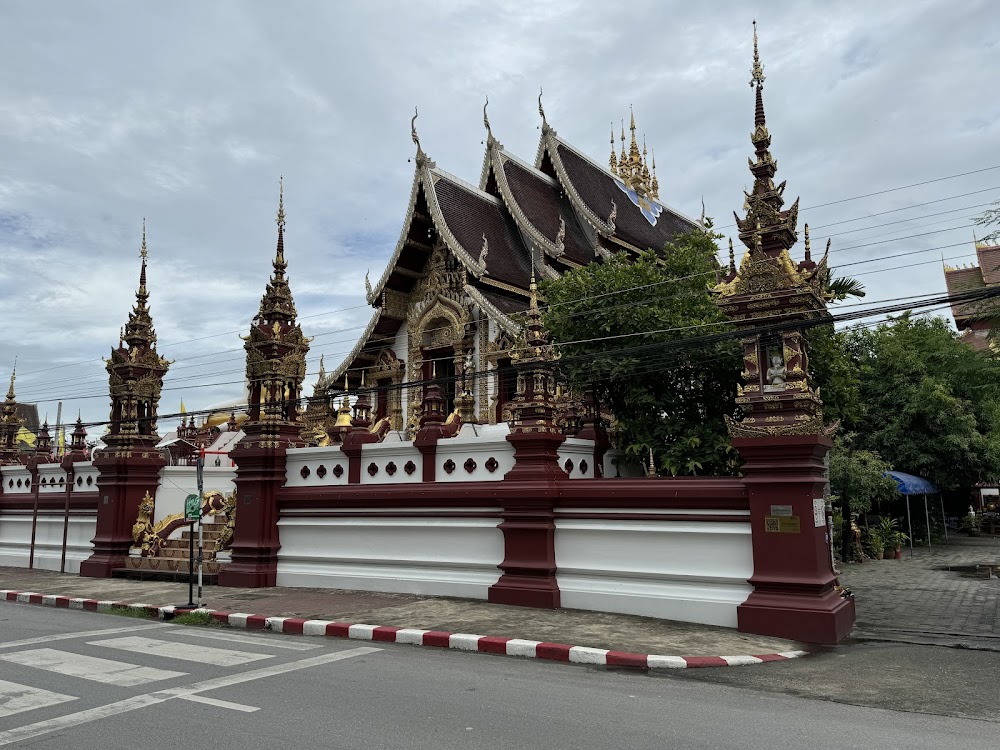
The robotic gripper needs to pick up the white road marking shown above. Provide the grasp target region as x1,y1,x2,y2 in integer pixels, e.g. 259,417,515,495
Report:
0,623,171,651
177,694,259,713
88,636,273,667
0,646,381,746
0,680,77,718
166,627,320,650
0,648,186,687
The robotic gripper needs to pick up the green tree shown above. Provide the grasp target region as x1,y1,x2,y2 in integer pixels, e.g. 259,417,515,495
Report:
541,226,741,476
844,314,1000,498
976,199,1000,245
828,436,898,515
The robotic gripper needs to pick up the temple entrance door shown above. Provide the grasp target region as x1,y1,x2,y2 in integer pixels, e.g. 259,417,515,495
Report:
422,346,455,414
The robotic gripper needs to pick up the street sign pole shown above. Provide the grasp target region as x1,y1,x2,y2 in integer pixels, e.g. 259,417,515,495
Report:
182,491,201,609
197,448,205,607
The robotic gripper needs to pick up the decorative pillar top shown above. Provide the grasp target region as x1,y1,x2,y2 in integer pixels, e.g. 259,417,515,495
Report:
506,272,562,437
0,365,22,463
242,179,310,436
105,222,170,450
712,24,836,439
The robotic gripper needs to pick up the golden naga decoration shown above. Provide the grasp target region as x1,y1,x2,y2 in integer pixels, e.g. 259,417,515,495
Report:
131,489,237,557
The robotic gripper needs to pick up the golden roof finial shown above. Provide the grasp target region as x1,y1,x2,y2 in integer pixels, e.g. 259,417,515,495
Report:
620,119,626,164
700,196,706,226
411,107,422,155
647,446,656,478
728,237,736,273
538,86,546,123
483,96,492,141
750,19,766,89
804,223,812,262
276,175,286,228
140,218,148,260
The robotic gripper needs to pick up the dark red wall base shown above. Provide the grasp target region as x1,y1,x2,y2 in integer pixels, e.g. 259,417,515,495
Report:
738,589,856,645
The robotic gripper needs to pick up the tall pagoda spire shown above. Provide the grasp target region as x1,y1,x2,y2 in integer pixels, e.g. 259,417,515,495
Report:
241,178,309,429
105,223,169,448
0,363,21,463
610,108,659,200
732,19,799,258
713,22,832,441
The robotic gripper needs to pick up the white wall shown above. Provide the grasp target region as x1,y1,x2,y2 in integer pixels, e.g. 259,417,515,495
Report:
554,508,754,627
276,508,504,598
436,424,513,482
360,442,423,484
1,466,32,494
0,512,96,574
285,446,349,487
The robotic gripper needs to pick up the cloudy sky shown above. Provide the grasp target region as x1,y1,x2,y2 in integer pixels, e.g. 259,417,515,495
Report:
0,0,997,430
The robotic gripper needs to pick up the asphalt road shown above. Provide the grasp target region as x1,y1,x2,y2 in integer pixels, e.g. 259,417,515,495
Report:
0,602,995,749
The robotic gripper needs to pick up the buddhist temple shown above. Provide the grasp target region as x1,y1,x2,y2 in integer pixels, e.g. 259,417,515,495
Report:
309,97,701,438
943,236,1000,351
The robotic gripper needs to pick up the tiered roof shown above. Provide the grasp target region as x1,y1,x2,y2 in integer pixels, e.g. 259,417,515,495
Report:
333,101,700,384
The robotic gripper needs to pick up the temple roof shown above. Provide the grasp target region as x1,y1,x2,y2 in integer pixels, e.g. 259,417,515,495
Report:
535,125,699,253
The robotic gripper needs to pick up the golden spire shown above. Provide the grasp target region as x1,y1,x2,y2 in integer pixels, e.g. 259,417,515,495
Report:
750,19,765,89
609,123,618,172
619,120,626,165
650,149,659,198
804,223,812,262
627,105,641,166
138,218,148,297
5,359,15,401
276,175,286,229
728,238,736,273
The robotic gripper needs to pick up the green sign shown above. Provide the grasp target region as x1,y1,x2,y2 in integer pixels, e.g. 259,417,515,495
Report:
184,494,201,522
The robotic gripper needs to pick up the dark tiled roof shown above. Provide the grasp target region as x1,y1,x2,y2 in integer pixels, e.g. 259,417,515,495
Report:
433,174,533,290
14,404,39,433
555,142,696,252
944,266,987,322
977,245,1000,284
501,158,592,266
475,287,528,316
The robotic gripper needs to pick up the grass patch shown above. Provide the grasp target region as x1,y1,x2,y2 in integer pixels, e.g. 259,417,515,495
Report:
106,605,154,619
171,610,222,627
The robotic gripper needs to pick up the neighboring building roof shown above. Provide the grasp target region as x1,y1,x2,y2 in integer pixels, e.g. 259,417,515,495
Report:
943,243,1000,328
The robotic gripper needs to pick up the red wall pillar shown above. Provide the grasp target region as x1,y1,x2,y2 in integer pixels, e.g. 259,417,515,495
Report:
734,434,855,645
80,452,164,578
218,432,290,588
488,431,566,608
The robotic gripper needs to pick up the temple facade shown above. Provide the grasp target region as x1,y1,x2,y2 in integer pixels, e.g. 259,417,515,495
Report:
0,26,856,645
306,101,701,438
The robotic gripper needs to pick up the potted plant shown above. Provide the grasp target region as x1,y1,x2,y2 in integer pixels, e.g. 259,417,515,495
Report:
869,534,885,560
888,529,909,558
960,514,982,537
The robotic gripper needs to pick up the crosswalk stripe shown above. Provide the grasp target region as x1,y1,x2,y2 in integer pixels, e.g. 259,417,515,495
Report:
0,680,77,718
167,627,320,651
0,623,171,651
0,649,186,687
87,636,273,666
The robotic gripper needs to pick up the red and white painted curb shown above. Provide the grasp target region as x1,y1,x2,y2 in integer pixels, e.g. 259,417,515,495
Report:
2,590,809,669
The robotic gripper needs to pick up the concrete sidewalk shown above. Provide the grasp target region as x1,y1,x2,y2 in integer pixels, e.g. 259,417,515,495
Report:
839,534,1000,649
0,567,803,659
